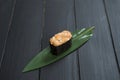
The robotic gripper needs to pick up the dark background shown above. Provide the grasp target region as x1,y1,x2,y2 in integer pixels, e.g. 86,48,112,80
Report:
0,0,120,80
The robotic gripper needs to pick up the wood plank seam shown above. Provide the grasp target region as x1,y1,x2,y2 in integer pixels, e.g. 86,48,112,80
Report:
0,0,16,70
76,52,81,80
73,0,81,80
39,0,46,79
102,0,120,74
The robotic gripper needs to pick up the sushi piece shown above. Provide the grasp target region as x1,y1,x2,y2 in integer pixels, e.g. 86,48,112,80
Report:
49,30,72,55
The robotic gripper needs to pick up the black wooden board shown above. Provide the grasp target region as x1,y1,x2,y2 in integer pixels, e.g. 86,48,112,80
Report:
40,0,79,80
0,0,120,80
0,0,43,80
104,0,120,70
0,0,15,65
75,0,120,80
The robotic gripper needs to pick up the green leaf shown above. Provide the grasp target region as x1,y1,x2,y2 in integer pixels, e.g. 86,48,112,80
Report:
23,26,95,72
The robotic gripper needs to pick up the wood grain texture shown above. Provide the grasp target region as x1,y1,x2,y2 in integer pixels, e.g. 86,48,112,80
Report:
104,0,120,70
0,0,120,80
75,0,120,80
0,0,15,64
40,0,79,80
0,0,43,80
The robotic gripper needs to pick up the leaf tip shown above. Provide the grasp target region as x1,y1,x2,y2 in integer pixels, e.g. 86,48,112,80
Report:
22,66,31,73
91,26,95,30
22,68,27,73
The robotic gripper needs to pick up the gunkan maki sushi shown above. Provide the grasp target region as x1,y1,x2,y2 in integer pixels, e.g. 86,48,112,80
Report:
49,30,72,55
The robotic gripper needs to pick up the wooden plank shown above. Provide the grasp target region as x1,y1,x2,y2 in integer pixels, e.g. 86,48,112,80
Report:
0,0,15,64
40,0,79,80
75,0,120,80
104,0,120,70
0,0,43,80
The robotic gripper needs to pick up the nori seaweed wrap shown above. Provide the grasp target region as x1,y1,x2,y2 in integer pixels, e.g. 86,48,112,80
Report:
49,30,72,55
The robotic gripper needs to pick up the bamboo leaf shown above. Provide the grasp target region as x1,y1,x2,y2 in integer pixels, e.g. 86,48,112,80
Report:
23,26,95,72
